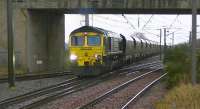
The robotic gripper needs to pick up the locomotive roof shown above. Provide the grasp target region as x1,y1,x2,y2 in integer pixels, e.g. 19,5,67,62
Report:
70,26,122,38
71,26,112,35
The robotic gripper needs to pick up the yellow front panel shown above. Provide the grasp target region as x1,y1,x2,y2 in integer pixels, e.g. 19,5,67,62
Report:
69,47,102,66
69,32,105,66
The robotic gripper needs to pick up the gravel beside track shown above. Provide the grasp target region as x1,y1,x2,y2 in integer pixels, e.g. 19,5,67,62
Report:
0,55,162,109
82,70,163,109
0,72,72,83
6,78,93,109
128,82,167,109
0,75,74,102
121,56,160,69
36,69,161,109
33,56,162,109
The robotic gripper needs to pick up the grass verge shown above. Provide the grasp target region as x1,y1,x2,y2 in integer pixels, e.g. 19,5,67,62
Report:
154,84,200,109
155,44,200,109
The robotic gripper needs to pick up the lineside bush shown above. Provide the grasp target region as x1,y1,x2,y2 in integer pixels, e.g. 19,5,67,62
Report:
164,45,190,88
154,44,200,109
154,84,200,109
164,44,200,88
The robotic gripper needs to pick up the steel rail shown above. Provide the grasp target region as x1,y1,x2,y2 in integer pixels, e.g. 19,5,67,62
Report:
19,74,113,109
1,59,161,109
119,61,161,75
0,58,159,83
20,64,159,109
0,71,72,83
79,68,162,109
120,61,161,71
0,77,78,107
121,73,167,109
0,62,135,108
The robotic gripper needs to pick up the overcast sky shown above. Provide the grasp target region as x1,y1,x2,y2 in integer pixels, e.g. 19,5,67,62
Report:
65,14,200,45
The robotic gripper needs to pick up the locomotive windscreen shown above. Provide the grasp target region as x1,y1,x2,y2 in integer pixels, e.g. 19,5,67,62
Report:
87,36,101,46
71,36,84,46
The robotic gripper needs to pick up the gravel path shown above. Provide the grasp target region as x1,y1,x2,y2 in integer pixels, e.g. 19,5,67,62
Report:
0,75,74,102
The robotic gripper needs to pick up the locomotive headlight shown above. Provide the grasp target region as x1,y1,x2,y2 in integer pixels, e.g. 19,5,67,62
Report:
70,54,77,61
94,54,98,58
94,54,101,61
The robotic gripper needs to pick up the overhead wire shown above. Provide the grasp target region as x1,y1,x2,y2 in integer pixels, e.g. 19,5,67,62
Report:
141,15,154,30
94,15,135,30
163,15,182,45
93,17,116,27
92,15,189,44
94,15,127,24
168,15,180,30
122,14,137,30
93,16,133,33
143,30,160,38
95,17,133,30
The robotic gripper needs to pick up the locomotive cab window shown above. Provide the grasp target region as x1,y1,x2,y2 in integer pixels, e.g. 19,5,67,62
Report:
87,36,101,46
71,36,84,46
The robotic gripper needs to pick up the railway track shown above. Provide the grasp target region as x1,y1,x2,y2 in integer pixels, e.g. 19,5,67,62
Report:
118,61,162,74
0,71,72,83
18,73,113,109
0,60,162,109
78,68,166,109
0,61,159,84
121,73,167,109
1,72,115,109
0,56,159,84
0,77,79,108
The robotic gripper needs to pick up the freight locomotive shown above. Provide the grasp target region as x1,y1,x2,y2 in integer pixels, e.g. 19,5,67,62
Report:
68,26,159,76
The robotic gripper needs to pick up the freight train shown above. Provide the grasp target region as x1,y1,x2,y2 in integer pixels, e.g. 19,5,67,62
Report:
68,26,159,76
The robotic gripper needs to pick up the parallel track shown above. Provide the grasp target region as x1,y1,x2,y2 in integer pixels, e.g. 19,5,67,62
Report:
0,71,72,83
0,60,162,109
79,68,164,109
0,61,159,84
121,73,167,109
19,73,113,109
0,77,79,108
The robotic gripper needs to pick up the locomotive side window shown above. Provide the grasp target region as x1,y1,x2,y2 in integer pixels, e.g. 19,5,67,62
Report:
87,36,101,46
71,36,84,46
